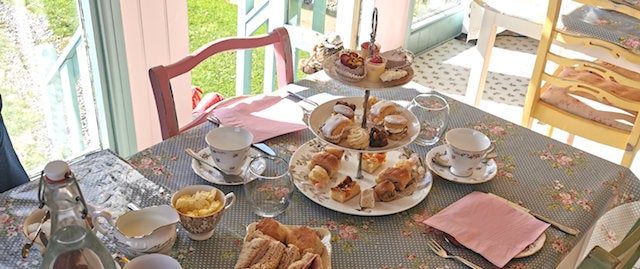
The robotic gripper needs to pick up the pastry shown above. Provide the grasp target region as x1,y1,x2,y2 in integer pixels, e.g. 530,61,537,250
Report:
362,153,386,174
324,146,344,159
360,188,375,209
308,151,340,177
346,127,370,150
381,48,413,69
335,51,365,82
330,176,361,203
369,100,398,125
251,239,286,268
320,113,353,143
285,226,325,256
336,100,356,111
380,69,408,82
254,218,290,243
359,41,380,58
333,104,355,119
374,180,397,202
376,166,412,191
308,165,329,188
364,55,387,83
234,236,272,269
369,126,389,147
383,114,408,140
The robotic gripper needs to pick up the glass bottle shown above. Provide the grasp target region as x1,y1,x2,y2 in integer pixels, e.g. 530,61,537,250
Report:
39,160,116,269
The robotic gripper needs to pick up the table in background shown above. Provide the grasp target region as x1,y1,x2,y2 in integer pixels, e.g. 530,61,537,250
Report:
1,71,639,268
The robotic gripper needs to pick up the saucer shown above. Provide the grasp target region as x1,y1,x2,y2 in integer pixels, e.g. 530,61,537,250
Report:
190,147,265,186
426,145,497,184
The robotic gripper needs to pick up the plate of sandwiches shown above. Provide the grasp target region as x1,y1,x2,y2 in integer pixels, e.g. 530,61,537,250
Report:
289,139,432,216
308,97,420,153
234,218,331,269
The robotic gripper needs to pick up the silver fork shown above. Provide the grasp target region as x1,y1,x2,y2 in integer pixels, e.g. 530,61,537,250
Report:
427,239,484,269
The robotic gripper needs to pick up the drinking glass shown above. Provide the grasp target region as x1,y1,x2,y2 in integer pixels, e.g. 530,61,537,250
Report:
243,156,293,217
408,93,450,146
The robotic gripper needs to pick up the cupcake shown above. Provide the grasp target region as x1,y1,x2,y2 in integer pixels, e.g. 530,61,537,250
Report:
383,114,408,140
364,55,387,83
321,114,354,143
369,126,389,147
381,48,414,69
360,41,381,58
346,127,370,150
335,52,365,82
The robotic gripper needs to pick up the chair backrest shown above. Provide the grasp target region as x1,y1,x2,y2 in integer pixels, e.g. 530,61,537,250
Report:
0,95,30,192
148,27,294,140
522,0,640,167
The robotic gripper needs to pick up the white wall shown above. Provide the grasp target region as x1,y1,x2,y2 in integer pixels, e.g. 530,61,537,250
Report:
120,0,191,150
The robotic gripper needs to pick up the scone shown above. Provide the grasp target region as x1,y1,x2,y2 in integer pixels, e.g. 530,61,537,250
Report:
346,127,370,150
362,153,386,173
383,114,408,140
320,114,353,143
330,176,361,203
308,151,340,177
308,165,329,188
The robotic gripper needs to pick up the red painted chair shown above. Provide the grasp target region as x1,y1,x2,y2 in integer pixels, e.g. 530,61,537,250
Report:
148,27,294,140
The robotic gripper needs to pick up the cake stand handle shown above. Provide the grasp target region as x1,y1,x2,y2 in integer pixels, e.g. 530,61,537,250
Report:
357,90,371,179
369,8,378,57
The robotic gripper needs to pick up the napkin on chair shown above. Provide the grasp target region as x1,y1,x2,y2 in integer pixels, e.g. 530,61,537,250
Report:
213,95,307,143
423,191,550,267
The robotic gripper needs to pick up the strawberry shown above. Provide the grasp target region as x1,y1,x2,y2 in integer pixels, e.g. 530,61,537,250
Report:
369,56,383,64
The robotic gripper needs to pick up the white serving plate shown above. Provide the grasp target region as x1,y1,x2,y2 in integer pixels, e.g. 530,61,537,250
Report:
289,139,432,216
308,97,420,153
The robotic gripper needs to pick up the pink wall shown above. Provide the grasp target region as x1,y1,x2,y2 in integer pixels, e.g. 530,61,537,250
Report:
120,0,191,150
374,0,410,51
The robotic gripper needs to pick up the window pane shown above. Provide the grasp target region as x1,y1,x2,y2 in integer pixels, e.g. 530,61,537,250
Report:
1,0,101,175
413,0,462,24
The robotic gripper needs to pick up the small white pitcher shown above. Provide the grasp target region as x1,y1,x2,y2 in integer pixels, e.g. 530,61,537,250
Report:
94,205,179,257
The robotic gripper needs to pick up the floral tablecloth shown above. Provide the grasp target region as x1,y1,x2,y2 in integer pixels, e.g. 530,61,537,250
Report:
1,71,639,268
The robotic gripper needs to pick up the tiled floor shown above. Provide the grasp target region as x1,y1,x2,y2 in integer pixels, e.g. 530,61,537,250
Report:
412,33,640,177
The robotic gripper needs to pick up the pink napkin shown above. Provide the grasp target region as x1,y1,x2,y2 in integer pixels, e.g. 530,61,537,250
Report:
423,191,550,267
213,95,307,143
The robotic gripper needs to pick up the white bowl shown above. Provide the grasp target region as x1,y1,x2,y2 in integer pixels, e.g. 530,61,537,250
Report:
123,253,181,269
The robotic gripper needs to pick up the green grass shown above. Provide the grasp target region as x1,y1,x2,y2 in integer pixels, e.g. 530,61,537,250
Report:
187,0,267,98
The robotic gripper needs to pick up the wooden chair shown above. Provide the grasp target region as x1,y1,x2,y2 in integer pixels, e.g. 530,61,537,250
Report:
148,27,294,140
521,0,640,167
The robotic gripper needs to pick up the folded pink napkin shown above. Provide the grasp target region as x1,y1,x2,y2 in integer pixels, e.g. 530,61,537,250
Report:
213,95,307,143
423,191,550,267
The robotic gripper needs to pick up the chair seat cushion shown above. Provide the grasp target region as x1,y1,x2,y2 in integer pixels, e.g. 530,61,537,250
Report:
540,62,640,131
562,5,640,54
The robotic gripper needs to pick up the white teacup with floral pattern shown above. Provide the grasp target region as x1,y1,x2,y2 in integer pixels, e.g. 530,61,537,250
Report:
445,128,492,177
205,126,253,175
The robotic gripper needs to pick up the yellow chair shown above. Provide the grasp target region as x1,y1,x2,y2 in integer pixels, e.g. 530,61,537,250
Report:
522,0,640,167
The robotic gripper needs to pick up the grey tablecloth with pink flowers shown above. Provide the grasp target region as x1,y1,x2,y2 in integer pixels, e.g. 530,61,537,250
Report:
2,71,640,268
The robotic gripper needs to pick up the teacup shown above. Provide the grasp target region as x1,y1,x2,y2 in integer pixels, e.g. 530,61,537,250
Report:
171,185,235,241
445,128,492,177
94,205,179,257
205,127,254,175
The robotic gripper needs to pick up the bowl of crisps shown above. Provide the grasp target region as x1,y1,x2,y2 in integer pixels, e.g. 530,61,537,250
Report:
171,185,236,240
